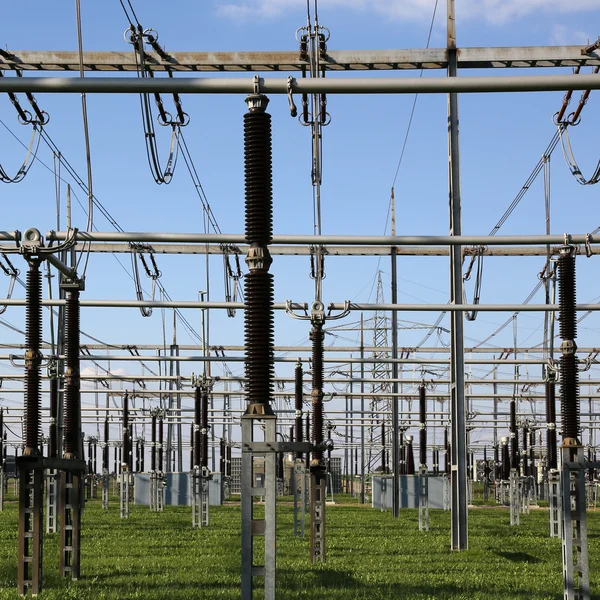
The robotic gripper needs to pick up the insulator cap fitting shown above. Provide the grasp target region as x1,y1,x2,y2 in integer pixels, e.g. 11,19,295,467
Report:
245,93,269,113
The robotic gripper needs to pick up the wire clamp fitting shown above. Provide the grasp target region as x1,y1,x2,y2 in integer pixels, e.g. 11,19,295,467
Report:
287,76,298,118
585,233,594,257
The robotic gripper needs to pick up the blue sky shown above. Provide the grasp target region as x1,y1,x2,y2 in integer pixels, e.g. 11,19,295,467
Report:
1,1,599,457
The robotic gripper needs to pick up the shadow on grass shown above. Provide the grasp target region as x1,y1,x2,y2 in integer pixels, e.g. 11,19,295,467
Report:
495,551,542,564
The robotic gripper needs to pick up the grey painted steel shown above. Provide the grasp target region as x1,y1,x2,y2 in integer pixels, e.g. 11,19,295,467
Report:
391,246,400,518
2,73,600,95
241,417,277,600
447,3,469,551
419,467,430,531
561,447,590,600
2,46,597,72
44,229,600,245
7,298,600,312
372,475,447,509
73,242,593,257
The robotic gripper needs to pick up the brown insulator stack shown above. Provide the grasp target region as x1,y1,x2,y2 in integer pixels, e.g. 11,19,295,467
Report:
305,413,310,470
49,375,58,458
444,428,450,475
558,248,579,443
399,430,405,474
521,425,528,476
122,393,129,468
158,416,164,471
419,384,427,468
194,387,201,469
150,413,156,472
243,93,275,416
220,438,225,474
189,423,194,470
24,259,42,456
201,387,209,471
128,424,134,471
501,438,510,480
509,398,519,470
310,322,325,466
494,444,500,480
103,417,109,471
405,436,415,475
63,289,81,459
545,377,557,469
295,361,303,459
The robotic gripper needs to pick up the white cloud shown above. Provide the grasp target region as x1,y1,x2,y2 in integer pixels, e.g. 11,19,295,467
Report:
551,24,592,46
217,0,598,24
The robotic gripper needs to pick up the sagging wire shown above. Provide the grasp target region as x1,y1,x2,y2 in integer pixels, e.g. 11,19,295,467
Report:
124,21,189,184
0,70,47,184
129,243,161,318
0,254,19,315
554,64,600,185
221,244,243,318
462,246,485,322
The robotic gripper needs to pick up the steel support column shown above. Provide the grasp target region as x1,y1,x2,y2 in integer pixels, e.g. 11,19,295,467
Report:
447,0,468,551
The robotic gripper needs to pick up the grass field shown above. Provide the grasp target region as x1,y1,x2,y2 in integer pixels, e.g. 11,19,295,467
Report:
0,495,598,599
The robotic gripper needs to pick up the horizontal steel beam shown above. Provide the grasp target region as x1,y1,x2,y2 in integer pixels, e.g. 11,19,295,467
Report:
75,243,590,257
0,73,599,95
41,230,599,246
2,298,600,313
1,46,597,72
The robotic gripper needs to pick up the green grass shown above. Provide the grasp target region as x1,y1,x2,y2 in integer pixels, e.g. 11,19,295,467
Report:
0,498,598,599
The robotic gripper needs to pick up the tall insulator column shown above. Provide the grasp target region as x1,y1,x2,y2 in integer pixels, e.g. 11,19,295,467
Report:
509,398,519,470
150,413,157,472
24,259,42,456
201,387,209,471
494,444,500,480
444,428,450,475
49,374,58,458
294,361,303,459
220,438,226,474
310,323,325,465
501,437,510,480
405,436,415,475
122,392,129,468
419,384,427,468
545,375,558,469
305,413,311,470
63,289,81,459
521,424,528,476
158,416,164,472
103,417,109,471
194,387,201,469
243,92,275,417
558,247,579,443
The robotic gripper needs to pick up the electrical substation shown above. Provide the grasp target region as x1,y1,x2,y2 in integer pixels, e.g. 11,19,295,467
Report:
0,1,599,599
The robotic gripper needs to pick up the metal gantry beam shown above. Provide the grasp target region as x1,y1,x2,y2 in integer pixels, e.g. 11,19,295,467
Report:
1,73,600,95
0,46,598,72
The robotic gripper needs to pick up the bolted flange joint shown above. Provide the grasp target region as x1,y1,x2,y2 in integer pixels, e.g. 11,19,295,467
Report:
560,339,577,355
245,245,272,271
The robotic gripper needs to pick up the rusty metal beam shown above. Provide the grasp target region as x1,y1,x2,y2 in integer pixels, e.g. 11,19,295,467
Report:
0,46,597,72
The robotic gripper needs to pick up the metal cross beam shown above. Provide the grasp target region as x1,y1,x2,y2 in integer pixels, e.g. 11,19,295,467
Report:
0,46,598,72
